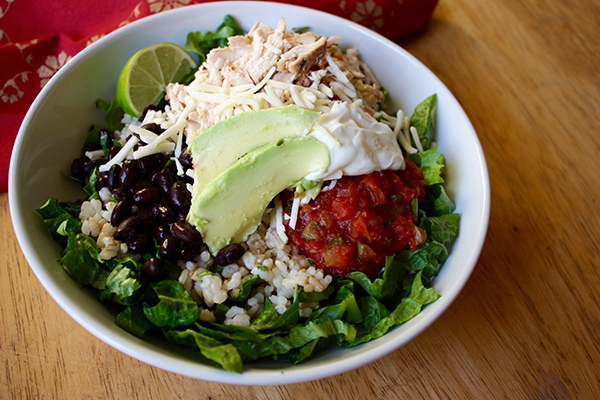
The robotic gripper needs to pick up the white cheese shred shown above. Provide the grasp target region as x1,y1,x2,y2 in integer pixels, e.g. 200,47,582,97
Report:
289,191,301,230
147,96,196,147
326,54,350,84
98,135,139,172
273,196,288,244
133,141,175,159
174,126,184,158
410,126,424,153
85,149,105,160
172,156,184,176
128,124,159,144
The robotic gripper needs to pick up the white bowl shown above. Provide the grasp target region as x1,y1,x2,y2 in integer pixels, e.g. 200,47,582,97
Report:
9,1,490,385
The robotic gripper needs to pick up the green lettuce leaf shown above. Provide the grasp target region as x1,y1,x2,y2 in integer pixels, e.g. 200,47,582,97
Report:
98,261,143,306
344,271,439,346
116,305,154,338
298,285,335,303
251,285,301,331
96,98,125,132
419,213,460,247
163,327,243,373
60,233,108,290
425,184,456,216
399,241,449,288
83,167,99,200
345,255,406,300
409,147,445,186
410,94,437,151
230,275,263,303
284,336,335,365
200,322,277,342
143,280,200,328
308,280,362,324
36,198,82,246
234,319,356,361
357,296,391,332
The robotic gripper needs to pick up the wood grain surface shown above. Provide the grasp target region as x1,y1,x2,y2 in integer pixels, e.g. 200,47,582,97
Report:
2,0,599,398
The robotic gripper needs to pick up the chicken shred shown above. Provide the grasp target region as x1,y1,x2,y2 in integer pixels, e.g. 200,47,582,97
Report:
165,18,385,143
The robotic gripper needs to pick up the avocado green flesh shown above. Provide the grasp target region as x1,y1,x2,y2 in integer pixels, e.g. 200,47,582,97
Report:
187,137,330,254
189,105,320,196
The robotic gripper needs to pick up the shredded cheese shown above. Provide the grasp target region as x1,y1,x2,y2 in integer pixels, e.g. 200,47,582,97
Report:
147,96,196,147
85,149,105,160
128,124,159,144
133,141,175,159
326,54,350,84
273,196,288,243
99,135,139,172
172,156,184,176
289,192,301,230
410,126,424,153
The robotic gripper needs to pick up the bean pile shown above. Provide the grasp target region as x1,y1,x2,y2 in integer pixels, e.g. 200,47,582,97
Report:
69,117,216,281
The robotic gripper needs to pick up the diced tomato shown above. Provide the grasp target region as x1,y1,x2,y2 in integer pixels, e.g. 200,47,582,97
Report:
350,211,371,240
332,196,355,220
281,164,427,279
322,243,355,270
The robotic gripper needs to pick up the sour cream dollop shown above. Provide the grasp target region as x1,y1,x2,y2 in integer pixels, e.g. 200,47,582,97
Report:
304,101,405,181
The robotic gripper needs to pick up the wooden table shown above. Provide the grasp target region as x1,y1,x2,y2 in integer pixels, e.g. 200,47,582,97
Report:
2,0,599,398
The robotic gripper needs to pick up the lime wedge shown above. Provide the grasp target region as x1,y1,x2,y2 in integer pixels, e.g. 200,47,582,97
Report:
116,42,197,117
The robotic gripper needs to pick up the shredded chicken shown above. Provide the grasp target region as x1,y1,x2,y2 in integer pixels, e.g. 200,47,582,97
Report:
165,18,385,143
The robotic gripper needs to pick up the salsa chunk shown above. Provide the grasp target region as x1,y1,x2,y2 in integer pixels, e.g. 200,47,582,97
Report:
282,158,427,278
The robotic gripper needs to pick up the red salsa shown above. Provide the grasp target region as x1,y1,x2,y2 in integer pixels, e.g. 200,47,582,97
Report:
281,158,427,279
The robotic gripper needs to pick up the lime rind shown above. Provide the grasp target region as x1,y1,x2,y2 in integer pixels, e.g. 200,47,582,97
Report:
116,42,197,117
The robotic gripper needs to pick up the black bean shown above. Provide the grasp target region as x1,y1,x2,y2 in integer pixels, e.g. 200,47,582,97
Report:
84,142,102,153
127,233,153,254
151,203,177,224
136,215,157,230
181,173,194,185
171,220,202,245
137,154,161,174
95,172,109,191
154,225,170,242
148,169,160,186
114,216,139,242
141,122,164,135
159,235,180,259
106,164,121,190
169,180,190,209
111,200,132,227
179,152,193,169
142,257,165,281
177,209,188,221
107,146,121,160
132,185,161,206
157,167,175,196
119,160,139,189
156,154,168,170
82,160,97,176
111,188,131,202
214,243,245,266
71,158,87,180
181,244,199,262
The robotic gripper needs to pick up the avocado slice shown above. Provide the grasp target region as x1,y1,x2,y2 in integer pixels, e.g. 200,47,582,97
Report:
189,105,321,196
187,137,330,254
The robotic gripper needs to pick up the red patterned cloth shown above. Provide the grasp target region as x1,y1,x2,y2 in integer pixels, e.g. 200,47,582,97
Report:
0,0,437,192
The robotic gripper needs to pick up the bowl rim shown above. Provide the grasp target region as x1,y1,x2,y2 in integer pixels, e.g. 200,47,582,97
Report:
8,1,490,385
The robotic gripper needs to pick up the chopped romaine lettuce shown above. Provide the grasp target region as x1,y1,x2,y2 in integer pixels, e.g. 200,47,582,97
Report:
410,94,437,151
